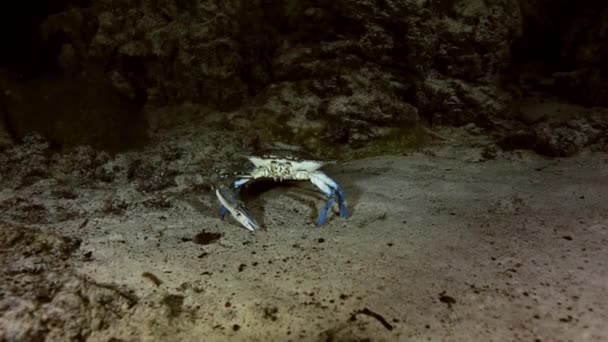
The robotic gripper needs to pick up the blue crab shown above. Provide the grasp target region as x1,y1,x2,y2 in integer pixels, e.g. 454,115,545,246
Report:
214,149,348,231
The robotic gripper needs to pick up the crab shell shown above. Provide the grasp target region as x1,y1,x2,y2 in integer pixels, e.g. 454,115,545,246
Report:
247,149,334,174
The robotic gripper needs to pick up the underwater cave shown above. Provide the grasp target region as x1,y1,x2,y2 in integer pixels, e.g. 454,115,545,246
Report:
0,0,607,340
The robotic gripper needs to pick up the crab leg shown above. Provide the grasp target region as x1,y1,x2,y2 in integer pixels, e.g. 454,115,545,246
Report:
317,197,336,226
309,171,348,226
215,183,259,231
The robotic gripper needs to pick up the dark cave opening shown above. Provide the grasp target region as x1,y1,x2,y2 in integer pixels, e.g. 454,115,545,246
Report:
511,7,567,74
510,0,607,105
0,0,148,153
0,1,82,79
512,0,601,73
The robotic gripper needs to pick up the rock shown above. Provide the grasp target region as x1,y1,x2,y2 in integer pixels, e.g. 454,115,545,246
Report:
37,0,522,139
0,133,51,187
40,0,247,110
0,225,137,342
533,114,606,157
419,74,511,125
498,107,608,157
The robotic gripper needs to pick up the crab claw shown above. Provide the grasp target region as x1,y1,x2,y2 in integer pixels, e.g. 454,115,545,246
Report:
215,186,259,231
309,170,348,226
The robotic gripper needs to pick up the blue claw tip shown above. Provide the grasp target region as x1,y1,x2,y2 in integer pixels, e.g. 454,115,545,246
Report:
339,204,348,218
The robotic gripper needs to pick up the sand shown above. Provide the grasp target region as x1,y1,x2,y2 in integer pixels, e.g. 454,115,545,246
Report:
1,118,607,341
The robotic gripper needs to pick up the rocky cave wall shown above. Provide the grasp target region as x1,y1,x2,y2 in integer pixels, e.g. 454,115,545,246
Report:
0,0,606,153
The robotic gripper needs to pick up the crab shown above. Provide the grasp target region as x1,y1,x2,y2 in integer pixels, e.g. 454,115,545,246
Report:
214,149,348,231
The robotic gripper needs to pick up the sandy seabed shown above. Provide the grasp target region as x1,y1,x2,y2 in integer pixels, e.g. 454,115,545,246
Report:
1,117,607,342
